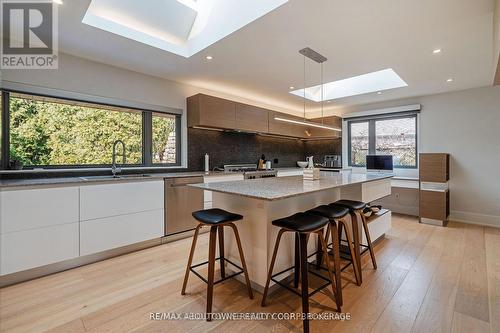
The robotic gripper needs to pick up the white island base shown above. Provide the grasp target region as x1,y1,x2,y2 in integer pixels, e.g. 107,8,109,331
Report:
211,178,392,290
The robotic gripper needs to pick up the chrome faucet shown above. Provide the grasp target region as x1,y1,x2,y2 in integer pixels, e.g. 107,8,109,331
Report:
112,140,126,177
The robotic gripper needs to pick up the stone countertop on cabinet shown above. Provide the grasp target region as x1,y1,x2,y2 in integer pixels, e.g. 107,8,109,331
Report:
189,172,393,201
0,170,243,189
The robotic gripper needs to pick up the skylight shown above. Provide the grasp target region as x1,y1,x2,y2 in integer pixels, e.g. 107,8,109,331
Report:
289,68,408,102
82,0,288,58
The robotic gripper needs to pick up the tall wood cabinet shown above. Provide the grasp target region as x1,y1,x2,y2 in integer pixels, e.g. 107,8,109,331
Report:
419,153,450,226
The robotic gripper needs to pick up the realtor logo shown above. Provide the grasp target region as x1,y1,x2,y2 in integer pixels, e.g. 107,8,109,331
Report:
1,0,58,69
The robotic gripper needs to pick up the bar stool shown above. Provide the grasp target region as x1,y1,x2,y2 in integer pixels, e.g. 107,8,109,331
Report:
261,212,340,333
332,200,377,285
181,208,253,321
306,204,357,305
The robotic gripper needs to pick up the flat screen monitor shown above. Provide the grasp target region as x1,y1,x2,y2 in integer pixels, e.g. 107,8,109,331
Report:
366,155,393,171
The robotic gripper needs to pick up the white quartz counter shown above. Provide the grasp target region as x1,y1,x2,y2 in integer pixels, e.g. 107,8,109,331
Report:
190,172,393,201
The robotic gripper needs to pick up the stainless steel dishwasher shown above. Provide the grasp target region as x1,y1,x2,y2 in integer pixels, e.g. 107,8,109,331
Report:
165,176,204,236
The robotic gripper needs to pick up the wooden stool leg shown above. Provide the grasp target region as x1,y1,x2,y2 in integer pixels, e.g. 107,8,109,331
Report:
340,218,362,286
206,226,218,322
181,223,202,295
294,233,300,288
261,229,285,306
329,220,343,306
350,212,363,284
299,232,310,333
318,230,341,312
360,211,377,269
316,224,330,270
218,226,226,279
228,223,253,300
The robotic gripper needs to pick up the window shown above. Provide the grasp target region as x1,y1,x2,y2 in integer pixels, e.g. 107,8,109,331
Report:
349,121,369,167
152,112,178,164
0,91,181,169
348,114,417,168
9,94,142,166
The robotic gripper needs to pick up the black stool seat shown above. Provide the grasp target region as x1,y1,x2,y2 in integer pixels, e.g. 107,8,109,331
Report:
272,212,329,232
307,205,349,220
192,208,243,224
332,200,366,211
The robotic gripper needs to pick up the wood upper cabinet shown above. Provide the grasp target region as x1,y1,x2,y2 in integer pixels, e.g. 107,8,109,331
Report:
235,103,269,133
419,153,450,182
187,93,342,138
187,94,236,129
307,116,342,138
268,111,308,138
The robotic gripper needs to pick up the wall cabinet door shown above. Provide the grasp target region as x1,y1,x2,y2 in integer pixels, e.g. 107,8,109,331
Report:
268,111,308,138
307,116,342,138
80,209,164,256
235,103,268,133
188,94,236,129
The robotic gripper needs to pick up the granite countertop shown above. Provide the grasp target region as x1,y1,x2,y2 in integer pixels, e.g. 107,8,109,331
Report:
190,172,393,201
0,170,241,188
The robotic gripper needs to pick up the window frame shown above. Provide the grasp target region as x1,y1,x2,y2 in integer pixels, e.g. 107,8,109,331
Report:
347,113,418,169
0,89,182,170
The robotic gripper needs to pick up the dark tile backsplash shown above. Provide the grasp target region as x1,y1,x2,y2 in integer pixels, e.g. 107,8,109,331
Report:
187,128,342,171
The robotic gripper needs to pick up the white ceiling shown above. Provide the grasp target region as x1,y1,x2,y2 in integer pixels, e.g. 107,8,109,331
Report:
57,0,495,117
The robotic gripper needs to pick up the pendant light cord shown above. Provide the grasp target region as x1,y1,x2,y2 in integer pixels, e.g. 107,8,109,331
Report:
303,54,306,121
321,62,324,124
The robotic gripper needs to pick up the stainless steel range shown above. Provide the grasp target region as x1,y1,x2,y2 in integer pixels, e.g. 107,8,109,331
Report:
224,164,277,179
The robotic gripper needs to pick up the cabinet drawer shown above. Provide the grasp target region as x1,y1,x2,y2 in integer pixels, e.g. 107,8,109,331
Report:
420,190,448,220
362,179,392,203
0,187,79,233
235,103,268,132
80,180,164,221
80,209,164,256
0,223,79,275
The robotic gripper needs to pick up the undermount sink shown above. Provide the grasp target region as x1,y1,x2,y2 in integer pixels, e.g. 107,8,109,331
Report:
119,174,152,179
79,174,152,181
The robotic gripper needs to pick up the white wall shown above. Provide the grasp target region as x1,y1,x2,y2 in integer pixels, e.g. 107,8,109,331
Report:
495,0,500,83
339,85,500,227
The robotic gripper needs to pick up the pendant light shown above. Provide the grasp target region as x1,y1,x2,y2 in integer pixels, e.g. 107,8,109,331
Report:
275,47,341,132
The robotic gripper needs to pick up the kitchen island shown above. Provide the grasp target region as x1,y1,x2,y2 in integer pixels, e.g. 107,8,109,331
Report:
190,172,393,289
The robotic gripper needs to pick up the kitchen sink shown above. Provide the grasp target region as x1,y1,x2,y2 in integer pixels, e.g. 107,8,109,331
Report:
79,174,152,181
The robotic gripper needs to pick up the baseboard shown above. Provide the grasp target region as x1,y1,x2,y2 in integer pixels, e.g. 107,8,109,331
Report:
449,210,500,228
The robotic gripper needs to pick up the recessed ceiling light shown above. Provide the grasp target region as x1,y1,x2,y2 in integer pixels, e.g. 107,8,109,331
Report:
205,55,213,60
53,0,63,4
447,78,454,82
432,49,442,54
289,86,295,90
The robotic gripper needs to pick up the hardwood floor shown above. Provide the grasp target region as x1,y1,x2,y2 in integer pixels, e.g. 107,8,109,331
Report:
1,214,499,333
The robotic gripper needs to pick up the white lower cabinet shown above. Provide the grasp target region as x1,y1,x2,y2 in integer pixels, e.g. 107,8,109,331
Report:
0,223,79,275
79,180,165,256
80,209,164,256
0,180,165,276
0,186,80,276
